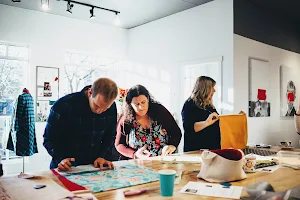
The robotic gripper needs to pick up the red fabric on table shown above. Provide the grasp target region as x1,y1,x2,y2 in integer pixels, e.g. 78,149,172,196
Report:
51,169,87,192
210,149,243,161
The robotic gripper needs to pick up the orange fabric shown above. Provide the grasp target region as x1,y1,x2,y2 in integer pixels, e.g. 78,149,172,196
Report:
219,112,248,149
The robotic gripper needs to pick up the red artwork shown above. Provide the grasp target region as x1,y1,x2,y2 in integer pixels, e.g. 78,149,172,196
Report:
287,92,295,102
257,89,266,101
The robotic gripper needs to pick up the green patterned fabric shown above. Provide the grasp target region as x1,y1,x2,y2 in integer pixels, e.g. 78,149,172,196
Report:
63,164,159,192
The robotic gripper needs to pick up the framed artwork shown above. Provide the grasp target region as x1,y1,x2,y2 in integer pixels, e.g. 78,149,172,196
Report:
36,66,59,122
280,66,298,117
248,58,271,117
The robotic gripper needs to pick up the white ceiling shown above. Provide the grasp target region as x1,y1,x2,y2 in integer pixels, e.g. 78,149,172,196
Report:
0,0,213,29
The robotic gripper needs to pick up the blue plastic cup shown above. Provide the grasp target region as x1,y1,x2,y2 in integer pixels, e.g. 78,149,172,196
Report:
158,169,176,197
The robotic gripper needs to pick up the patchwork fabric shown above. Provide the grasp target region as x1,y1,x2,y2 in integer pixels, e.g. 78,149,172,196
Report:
62,164,159,193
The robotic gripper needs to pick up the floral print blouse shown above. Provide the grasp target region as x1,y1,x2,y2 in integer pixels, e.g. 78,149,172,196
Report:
128,119,168,157
115,103,182,159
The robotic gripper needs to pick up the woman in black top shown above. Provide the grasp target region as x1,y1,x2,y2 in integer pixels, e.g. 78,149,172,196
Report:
181,76,220,152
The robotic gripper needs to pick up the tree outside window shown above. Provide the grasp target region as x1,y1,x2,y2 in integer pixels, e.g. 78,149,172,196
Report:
63,52,116,94
0,60,25,109
0,43,28,160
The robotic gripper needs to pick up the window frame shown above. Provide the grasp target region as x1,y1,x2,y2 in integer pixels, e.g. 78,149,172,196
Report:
0,42,29,61
0,41,30,162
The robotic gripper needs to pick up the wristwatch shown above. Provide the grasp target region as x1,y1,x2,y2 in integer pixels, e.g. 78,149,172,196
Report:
295,113,300,116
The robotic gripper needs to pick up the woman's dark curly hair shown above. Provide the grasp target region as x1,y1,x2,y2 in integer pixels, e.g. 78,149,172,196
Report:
123,85,157,123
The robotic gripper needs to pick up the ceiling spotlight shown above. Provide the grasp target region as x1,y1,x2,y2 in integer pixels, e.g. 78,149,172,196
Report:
90,7,95,19
57,0,120,23
41,0,49,10
66,1,74,14
114,13,120,26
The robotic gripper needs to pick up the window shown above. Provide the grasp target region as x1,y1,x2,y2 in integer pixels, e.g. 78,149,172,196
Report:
182,59,223,113
0,43,29,161
63,52,117,95
63,52,172,116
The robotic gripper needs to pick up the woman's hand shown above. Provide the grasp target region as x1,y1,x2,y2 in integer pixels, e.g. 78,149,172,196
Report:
205,112,219,126
297,104,300,115
134,145,151,159
161,145,176,156
194,112,219,132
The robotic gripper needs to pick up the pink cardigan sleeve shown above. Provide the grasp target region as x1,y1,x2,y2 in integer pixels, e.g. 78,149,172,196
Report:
114,116,135,158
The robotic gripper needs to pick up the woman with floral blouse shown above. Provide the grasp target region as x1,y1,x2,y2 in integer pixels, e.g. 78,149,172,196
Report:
115,85,182,159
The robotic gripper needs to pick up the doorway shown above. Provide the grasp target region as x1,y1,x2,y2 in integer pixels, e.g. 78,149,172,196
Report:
177,56,223,153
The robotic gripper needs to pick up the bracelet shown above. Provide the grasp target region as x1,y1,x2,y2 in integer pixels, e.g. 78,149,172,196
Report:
295,113,300,116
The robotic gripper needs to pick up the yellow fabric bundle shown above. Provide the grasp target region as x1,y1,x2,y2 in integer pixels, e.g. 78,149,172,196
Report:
219,112,248,149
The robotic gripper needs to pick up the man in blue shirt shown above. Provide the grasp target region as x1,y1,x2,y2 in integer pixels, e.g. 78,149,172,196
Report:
43,78,118,171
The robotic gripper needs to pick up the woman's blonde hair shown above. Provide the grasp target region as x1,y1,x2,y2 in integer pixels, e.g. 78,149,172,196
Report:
191,76,216,109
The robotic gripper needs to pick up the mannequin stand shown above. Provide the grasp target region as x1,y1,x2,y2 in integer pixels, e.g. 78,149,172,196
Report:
22,156,25,173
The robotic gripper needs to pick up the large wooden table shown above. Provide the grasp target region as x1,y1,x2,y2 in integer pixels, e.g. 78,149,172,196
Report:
36,150,300,200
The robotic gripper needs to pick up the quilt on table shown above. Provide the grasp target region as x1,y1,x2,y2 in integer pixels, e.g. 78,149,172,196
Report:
63,164,159,193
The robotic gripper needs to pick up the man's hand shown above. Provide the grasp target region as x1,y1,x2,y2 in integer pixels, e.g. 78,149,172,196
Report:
58,158,75,172
93,158,114,170
161,145,176,156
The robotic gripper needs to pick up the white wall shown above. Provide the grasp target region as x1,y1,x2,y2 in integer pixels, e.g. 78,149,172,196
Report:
128,0,234,114
128,0,234,152
234,34,300,147
0,4,128,173
0,4,128,93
